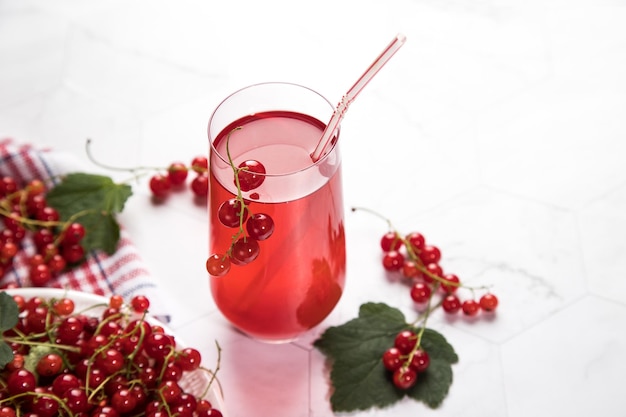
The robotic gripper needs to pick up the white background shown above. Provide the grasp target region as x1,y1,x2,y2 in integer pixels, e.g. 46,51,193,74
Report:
1,1,626,416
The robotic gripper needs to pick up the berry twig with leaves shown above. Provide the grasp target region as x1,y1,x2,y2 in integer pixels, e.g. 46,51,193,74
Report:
314,207,499,412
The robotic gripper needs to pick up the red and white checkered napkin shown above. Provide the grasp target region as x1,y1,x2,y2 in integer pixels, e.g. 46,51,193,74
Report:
0,139,169,322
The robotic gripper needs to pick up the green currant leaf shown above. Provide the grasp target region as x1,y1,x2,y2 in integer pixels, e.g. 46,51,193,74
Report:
0,291,19,331
46,173,132,254
0,341,13,369
47,173,132,215
314,302,407,358
314,302,459,412
407,358,454,408
313,303,408,412
0,292,19,369
420,327,459,364
74,211,120,255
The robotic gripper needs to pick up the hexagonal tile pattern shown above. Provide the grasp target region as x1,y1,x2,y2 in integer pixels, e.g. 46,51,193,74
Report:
501,296,626,417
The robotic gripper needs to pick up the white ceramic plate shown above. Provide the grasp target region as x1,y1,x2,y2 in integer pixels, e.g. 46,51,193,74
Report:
3,288,227,416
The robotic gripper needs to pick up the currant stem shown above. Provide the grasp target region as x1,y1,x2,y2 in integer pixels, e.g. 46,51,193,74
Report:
351,206,395,230
0,205,64,229
0,391,75,416
2,336,81,353
86,139,166,174
200,340,222,399
224,127,253,253
353,206,491,292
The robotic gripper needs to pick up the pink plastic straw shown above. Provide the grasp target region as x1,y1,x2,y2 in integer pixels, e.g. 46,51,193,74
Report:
310,33,407,162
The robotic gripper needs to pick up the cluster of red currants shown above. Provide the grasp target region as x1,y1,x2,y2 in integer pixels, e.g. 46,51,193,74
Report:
0,177,87,286
382,330,430,390
205,160,274,278
1,294,223,417
379,230,499,317
148,156,209,199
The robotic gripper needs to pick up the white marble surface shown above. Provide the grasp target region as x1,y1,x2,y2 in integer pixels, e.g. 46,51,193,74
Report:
1,1,626,416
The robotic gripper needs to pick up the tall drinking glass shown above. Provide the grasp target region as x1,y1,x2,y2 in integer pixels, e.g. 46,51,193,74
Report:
207,82,346,343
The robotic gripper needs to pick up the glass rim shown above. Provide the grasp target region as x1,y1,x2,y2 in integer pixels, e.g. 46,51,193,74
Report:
208,81,339,178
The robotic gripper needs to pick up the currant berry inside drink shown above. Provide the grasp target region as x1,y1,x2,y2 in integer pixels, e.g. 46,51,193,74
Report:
207,83,346,342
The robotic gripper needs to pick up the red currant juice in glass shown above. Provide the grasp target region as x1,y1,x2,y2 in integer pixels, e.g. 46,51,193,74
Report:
209,111,346,342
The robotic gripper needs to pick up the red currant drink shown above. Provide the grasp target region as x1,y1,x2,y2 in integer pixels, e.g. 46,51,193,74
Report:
208,83,346,342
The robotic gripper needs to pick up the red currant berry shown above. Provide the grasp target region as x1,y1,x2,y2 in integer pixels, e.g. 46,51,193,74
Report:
382,347,403,371
401,260,421,279
479,293,499,312
2,212,21,231
52,297,75,315
217,198,248,228
236,160,266,191
410,282,432,304
157,380,182,404
161,362,182,382
29,264,52,286
6,369,36,395
206,254,230,277
175,393,197,415
62,222,86,244
419,244,441,264
143,333,175,360
26,179,46,195
33,228,54,249
24,296,44,311
6,353,24,371
111,388,137,414
392,367,418,390
0,241,18,259
0,407,15,417
109,295,124,309
36,206,60,222
62,243,85,264
40,242,58,259
62,388,90,413
129,385,147,409
380,231,403,252
28,254,44,268
131,295,150,313
95,348,125,375
230,237,260,265
90,406,119,417
167,162,189,185
382,250,404,271
47,254,67,274
52,373,81,396
191,174,209,197
440,273,460,293
176,347,202,371
409,349,430,373
405,231,425,253
246,213,274,240
191,156,208,173
56,316,84,344
442,294,461,314
423,263,443,283
195,400,212,413
0,176,17,196
394,330,417,355
26,194,47,215
462,299,480,316
149,174,172,198
36,353,64,377
29,391,59,417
